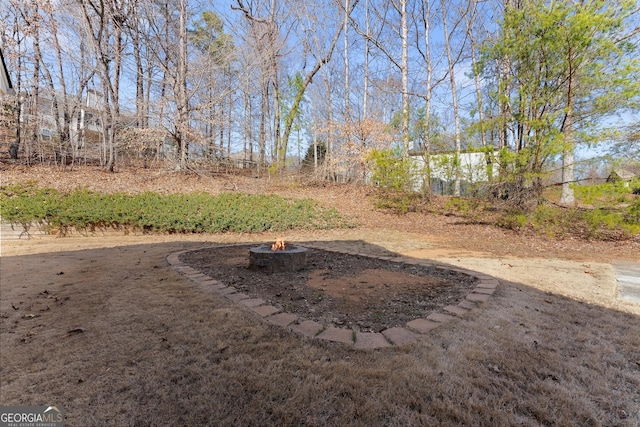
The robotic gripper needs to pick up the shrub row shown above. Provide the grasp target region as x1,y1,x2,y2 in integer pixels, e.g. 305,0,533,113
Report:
496,200,640,240
0,183,351,234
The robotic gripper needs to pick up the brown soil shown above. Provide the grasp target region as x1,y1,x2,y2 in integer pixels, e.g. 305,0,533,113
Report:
181,245,476,332
1,165,639,426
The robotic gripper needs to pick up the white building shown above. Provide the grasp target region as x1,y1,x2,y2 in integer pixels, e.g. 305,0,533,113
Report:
0,48,13,95
410,151,499,195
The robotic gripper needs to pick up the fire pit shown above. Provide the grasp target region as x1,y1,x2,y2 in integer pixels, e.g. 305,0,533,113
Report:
249,240,308,273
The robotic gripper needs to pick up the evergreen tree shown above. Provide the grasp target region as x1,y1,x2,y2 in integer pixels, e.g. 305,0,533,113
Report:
479,0,640,204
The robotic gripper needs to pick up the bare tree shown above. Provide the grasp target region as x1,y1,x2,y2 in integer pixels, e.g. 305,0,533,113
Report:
440,0,472,195
128,0,147,129
465,0,487,148
362,0,370,118
233,0,283,166
3,1,28,160
45,1,95,165
343,0,351,122
349,0,410,156
278,2,350,167
78,0,130,172
175,0,189,169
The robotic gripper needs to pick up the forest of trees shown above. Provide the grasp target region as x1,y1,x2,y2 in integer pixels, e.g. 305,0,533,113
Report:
1,0,639,201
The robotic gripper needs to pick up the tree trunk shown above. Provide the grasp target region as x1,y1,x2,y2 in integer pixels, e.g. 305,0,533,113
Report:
363,0,369,118
176,0,189,170
132,8,145,128
259,77,268,166
421,0,434,192
466,0,486,148
29,1,41,162
441,0,462,196
322,67,334,180
227,87,232,156
400,0,409,157
560,80,576,205
344,0,351,121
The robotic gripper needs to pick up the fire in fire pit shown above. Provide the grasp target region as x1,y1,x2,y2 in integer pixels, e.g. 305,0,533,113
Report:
249,241,308,273
271,239,286,251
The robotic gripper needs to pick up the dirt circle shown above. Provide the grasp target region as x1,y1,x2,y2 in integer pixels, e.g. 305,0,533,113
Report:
179,245,477,333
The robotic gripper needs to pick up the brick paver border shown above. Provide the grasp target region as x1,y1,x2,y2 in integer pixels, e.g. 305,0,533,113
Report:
167,243,500,350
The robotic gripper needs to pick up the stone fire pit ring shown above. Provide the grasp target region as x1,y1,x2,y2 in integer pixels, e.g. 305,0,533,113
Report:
167,243,500,349
248,244,308,273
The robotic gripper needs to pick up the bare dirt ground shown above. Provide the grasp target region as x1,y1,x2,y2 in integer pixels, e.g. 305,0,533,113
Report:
1,165,639,426
181,245,478,333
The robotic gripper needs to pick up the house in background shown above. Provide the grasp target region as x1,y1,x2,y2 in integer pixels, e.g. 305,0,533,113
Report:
1,47,17,158
410,151,499,195
607,165,640,186
16,89,105,158
228,148,258,169
0,47,13,96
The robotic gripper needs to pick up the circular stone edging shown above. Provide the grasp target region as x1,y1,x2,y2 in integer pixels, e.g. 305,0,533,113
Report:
166,243,499,350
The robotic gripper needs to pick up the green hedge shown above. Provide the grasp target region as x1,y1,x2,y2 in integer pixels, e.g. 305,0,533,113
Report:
496,200,640,240
0,183,351,234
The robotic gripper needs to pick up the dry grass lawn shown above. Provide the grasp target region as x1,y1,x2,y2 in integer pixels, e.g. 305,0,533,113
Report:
1,165,639,426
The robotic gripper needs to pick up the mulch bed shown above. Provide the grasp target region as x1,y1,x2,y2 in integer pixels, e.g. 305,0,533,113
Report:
180,245,477,333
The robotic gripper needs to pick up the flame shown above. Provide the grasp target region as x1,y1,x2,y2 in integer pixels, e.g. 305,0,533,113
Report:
271,239,286,251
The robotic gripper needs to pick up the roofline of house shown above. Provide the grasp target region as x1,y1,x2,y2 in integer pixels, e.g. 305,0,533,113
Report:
0,47,14,94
